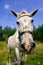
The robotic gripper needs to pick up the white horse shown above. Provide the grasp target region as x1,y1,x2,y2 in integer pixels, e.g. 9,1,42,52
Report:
7,9,38,65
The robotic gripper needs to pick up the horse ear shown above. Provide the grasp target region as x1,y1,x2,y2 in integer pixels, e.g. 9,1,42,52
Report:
29,9,38,17
11,10,18,17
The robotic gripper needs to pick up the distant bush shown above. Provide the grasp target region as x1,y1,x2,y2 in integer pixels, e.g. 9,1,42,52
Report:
34,24,43,42
0,26,16,41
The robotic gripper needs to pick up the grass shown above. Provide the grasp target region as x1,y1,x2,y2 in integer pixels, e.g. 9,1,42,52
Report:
0,42,7,65
0,41,43,65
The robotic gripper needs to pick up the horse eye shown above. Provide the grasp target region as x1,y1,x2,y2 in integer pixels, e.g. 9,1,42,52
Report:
17,22,20,25
31,20,34,23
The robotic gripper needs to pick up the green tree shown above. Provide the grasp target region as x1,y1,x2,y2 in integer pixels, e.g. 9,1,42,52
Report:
35,24,43,42
0,26,4,41
3,26,12,37
3,26,16,41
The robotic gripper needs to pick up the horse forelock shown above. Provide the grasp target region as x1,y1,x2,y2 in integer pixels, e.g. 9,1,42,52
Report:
17,10,31,19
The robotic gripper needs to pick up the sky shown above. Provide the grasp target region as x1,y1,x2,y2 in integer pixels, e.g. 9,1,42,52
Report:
0,0,43,29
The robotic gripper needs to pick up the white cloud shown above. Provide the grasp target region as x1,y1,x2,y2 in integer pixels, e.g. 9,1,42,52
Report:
4,4,9,9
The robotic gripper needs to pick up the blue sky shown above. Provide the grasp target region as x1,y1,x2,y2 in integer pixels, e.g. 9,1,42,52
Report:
0,0,43,29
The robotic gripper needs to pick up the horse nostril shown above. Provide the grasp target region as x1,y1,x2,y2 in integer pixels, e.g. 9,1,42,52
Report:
21,44,25,50
31,42,36,48
29,42,36,54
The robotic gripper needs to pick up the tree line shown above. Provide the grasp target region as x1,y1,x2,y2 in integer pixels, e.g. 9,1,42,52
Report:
33,24,43,42
0,26,16,41
0,24,43,42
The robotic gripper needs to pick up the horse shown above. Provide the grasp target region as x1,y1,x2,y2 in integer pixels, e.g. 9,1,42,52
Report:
7,9,38,65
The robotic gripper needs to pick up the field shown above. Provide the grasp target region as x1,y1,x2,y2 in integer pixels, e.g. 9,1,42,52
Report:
0,41,43,65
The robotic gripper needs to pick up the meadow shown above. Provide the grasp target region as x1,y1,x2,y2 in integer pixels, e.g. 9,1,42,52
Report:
0,41,43,65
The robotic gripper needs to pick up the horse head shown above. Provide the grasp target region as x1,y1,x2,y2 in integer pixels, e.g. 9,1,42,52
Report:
11,9,38,53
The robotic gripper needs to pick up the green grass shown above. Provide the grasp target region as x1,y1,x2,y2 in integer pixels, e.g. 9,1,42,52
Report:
0,42,7,65
0,41,43,65
26,42,43,65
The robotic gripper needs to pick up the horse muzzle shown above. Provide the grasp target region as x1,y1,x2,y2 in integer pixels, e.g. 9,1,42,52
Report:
21,42,36,54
